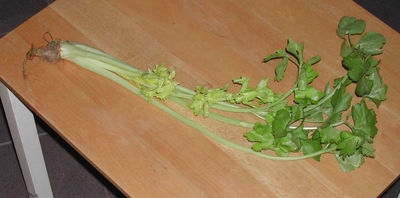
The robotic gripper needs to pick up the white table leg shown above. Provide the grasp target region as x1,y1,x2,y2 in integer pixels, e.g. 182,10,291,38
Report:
0,82,53,198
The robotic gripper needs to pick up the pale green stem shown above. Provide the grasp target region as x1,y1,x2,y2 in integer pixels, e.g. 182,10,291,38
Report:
59,41,334,161
168,96,254,128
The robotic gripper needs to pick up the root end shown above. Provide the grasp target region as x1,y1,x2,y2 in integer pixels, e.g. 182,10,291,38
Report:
23,40,62,80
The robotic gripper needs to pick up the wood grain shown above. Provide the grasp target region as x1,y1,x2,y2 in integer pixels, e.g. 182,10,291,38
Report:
0,0,399,197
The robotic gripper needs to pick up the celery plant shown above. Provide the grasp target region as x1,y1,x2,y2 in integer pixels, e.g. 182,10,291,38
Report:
25,16,387,171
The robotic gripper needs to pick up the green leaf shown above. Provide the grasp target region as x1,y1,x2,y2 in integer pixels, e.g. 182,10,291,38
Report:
312,131,320,140
290,125,308,151
361,143,375,157
290,104,304,123
340,40,353,57
280,135,299,151
331,86,353,113
255,78,277,103
264,112,275,123
306,86,325,104
268,99,288,112
252,142,273,152
355,76,373,97
365,67,388,107
232,77,258,106
322,83,334,108
273,134,299,156
320,126,341,143
336,150,365,172
264,49,287,62
189,85,228,117
274,147,289,157
295,86,325,105
356,32,386,55
325,83,351,125
297,68,307,91
308,109,324,122
337,16,366,38
286,38,304,62
272,109,291,138
244,123,273,141
352,100,378,142
305,56,321,65
301,139,322,161
337,131,363,156
334,77,352,88
244,123,274,152
342,52,365,82
305,63,319,84
275,57,289,81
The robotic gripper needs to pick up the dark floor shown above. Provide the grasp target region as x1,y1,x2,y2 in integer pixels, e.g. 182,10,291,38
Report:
0,0,399,198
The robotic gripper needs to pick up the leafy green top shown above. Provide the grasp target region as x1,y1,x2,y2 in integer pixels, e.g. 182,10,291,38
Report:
242,16,387,171
121,16,387,172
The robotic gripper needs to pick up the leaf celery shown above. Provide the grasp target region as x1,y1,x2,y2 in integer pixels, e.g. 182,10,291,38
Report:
25,16,387,171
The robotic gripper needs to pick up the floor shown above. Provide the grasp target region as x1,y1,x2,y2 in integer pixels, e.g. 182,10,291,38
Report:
0,0,399,198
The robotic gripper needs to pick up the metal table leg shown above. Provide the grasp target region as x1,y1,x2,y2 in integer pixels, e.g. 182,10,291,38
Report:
0,82,53,198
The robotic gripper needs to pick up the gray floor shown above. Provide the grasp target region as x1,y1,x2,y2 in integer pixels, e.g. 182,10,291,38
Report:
0,0,399,198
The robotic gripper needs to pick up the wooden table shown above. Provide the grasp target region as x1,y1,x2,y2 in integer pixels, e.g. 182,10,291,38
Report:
1,0,399,197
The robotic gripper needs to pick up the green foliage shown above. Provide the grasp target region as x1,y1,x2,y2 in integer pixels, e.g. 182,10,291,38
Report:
361,143,375,157
244,123,274,152
244,16,386,172
301,139,322,161
336,131,363,156
294,86,325,105
342,52,365,81
126,16,387,172
230,76,279,107
365,67,388,107
335,150,365,172
356,32,386,55
275,57,288,81
272,109,291,138
351,99,378,143
320,127,341,144
337,16,366,38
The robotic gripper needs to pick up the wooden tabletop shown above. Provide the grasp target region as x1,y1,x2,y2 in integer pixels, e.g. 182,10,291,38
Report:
1,0,399,197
